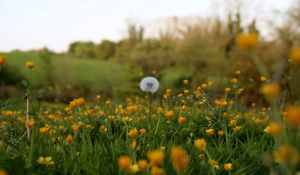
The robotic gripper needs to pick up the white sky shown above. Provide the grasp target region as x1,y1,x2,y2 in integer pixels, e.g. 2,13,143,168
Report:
0,0,294,52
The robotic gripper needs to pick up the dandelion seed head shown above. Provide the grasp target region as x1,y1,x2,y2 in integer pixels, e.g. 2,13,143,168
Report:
140,76,159,94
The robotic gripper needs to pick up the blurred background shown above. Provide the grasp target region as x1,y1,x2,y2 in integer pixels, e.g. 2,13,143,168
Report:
0,0,299,104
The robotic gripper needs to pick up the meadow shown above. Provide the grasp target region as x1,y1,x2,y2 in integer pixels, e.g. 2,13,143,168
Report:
1,45,300,174
1,3,300,174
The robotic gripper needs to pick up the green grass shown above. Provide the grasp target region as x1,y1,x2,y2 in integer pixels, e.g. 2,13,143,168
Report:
1,51,137,98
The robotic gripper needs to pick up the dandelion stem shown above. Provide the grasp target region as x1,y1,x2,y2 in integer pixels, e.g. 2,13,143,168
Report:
149,93,152,119
26,94,30,140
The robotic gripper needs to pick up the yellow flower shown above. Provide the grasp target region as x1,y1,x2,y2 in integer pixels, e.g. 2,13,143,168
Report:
66,134,74,143
289,47,300,63
171,147,189,173
151,166,163,175
37,156,54,165
26,61,35,69
183,79,189,85
165,110,174,120
39,126,49,134
0,56,6,66
25,119,35,128
178,116,187,124
264,122,284,136
224,163,233,171
0,169,8,175
128,128,138,138
260,76,267,82
147,150,164,166
229,119,237,127
99,125,108,133
218,130,224,136
231,78,238,84
194,138,206,152
262,82,280,100
225,88,231,93
235,70,241,75
129,164,139,174
285,105,300,128
206,128,214,136
209,160,220,170
234,126,242,132
118,156,132,171
139,128,146,136
198,153,205,160
96,95,101,100
236,33,258,50
183,89,189,95
138,160,148,171
273,145,298,165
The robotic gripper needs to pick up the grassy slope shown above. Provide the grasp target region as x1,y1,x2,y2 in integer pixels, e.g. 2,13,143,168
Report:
1,51,137,97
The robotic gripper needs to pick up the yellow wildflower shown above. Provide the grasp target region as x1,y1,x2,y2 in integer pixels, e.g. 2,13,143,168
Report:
26,61,35,69
147,150,164,166
224,163,233,171
171,147,189,173
0,56,6,66
118,156,132,171
236,33,258,50
194,139,206,152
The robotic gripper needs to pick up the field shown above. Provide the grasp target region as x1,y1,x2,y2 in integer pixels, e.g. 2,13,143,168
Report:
1,55,300,174
1,1,300,174
0,51,136,99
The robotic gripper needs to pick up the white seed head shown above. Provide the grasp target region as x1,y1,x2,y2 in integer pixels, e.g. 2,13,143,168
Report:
140,76,159,94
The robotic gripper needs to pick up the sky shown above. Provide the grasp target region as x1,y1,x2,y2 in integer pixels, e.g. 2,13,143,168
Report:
0,0,294,52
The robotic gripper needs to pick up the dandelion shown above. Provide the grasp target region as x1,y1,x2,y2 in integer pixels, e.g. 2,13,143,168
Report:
147,149,164,166
0,55,6,66
236,33,258,50
140,76,159,119
118,156,132,171
194,138,206,152
26,61,35,69
224,163,233,171
138,160,148,171
140,76,159,94
171,147,189,173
